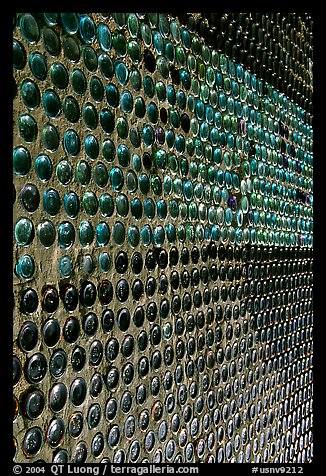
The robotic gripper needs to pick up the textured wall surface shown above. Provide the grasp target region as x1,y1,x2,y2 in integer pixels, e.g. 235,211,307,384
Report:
13,13,313,464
